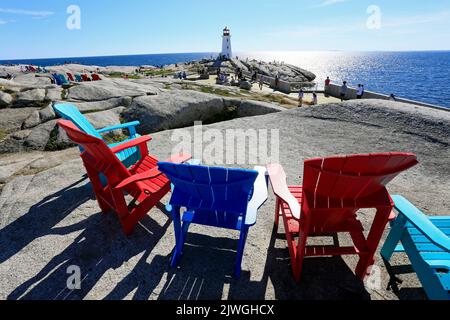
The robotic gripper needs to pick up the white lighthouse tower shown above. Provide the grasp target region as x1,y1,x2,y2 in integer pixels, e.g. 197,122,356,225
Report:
221,27,232,60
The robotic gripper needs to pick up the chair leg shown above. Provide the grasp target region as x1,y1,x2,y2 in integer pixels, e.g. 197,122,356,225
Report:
110,188,133,235
178,221,191,256
170,206,184,268
356,206,392,280
97,198,110,214
121,186,169,235
355,254,370,281
381,214,408,261
171,221,190,268
293,231,308,282
282,211,302,280
234,226,250,279
274,198,281,228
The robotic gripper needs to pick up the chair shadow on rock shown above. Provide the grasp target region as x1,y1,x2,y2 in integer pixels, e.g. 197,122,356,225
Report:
382,259,428,300
253,226,372,300
8,204,172,300
135,227,372,300
0,176,92,265
105,234,261,300
156,233,261,300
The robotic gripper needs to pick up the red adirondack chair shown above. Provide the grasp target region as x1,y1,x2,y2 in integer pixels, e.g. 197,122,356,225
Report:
66,72,75,82
58,120,191,235
91,74,101,81
267,153,418,281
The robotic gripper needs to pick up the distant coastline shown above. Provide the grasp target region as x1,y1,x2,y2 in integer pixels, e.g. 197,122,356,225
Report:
0,52,217,68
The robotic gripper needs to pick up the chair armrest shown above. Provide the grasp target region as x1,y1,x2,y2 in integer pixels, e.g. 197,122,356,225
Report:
267,163,301,220
245,166,269,226
116,167,163,190
166,153,192,164
97,121,140,135
115,153,192,189
110,135,152,154
392,195,450,251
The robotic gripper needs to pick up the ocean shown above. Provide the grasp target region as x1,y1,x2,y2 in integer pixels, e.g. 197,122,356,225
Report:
2,51,449,108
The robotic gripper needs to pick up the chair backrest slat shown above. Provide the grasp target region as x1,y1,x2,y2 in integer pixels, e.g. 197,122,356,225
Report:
54,103,102,139
304,153,418,207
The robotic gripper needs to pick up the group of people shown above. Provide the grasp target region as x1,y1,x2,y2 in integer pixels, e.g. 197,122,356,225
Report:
177,71,187,80
339,81,365,101
214,67,250,86
217,72,229,84
298,89,318,107
327,77,400,103
234,67,244,81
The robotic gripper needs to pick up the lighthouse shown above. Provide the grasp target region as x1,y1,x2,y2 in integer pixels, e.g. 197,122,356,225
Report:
221,27,232,60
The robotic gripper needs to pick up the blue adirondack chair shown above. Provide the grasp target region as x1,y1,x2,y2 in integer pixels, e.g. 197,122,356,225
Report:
54,103,142,168
74,74,83,82
381,195,450,300
157,163,268,278
59,74,70,85
52,74,69,86
52,74,63,86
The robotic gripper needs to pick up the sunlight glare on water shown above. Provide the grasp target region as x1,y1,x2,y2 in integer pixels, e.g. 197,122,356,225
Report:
239,51,450,108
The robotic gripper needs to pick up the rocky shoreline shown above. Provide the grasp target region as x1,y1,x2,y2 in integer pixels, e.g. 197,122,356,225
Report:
1,63,295,154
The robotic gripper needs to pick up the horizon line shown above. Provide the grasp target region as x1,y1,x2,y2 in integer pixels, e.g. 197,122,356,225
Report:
2,49,450,62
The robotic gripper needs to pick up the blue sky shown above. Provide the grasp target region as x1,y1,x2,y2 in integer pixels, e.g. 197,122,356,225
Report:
1,0,449,59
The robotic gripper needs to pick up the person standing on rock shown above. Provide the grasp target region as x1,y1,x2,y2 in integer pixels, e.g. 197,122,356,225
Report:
259,74,264,90
274,73,280,91
238,69,243,81
324,76,331,97
298,89,304,107
252,71,257,82
357,84,364,99
340,81,348,101
312,92,318,105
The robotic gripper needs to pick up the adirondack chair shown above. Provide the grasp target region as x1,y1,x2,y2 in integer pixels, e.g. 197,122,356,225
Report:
54,103,141,168
91,74,101,81
81,74,91,81
66,72,75,82
381,196,450,300
74,74,83,82
58,120,191,235
267,153,418,281
52,74,63,86
59,74,70,85
157,163,268,278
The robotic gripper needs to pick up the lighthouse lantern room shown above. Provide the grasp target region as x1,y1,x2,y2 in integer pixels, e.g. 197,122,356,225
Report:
221,27,232,60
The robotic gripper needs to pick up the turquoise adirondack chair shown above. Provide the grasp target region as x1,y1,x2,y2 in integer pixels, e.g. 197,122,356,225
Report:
381,195,450,300
157,162,268,278
54,103,141,168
